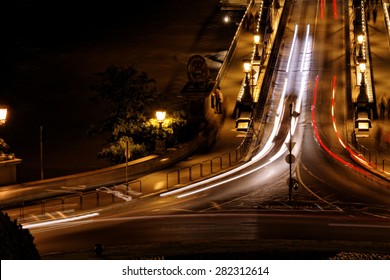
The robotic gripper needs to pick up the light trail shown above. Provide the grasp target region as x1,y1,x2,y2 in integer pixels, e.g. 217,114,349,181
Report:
23,212,100,229
329,223,390,229
300,24,311,73
329,76,388,175
294,24,312,134
164,24,313,199
320,0,325,20
286,25,298,73
162,78,289,198
333,0,338,20
311,75,368,175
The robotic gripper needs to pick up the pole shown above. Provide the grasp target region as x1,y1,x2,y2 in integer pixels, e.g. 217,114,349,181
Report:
289,103,292,201
40,125,44,180
125,140,129,194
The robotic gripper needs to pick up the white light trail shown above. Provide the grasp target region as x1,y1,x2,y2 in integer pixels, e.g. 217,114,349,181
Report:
165,77,290,199
300,24,310,72
286,25,299,73
162,24,313,199
23,212,100,229
296,24,311,116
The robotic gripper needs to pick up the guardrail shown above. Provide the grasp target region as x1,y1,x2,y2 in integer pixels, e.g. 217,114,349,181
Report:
165,146,247,189
214,0,255,88
6,187,128,222
354,143,390,175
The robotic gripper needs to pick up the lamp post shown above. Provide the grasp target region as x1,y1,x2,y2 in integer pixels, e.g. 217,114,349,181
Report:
241,59,253,110
243,59,251,81
357,34,364,61
359,61,366,86
357,61,368,107
155,110,166,152
156,110,166,129
253,32,261,61
242,59,253,104
0,106,7,125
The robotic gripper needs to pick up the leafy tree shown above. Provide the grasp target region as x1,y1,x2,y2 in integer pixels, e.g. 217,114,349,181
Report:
90,65,162,138
89,65,186,164
145,110,188,147
0,211,40,259
97,136,147,164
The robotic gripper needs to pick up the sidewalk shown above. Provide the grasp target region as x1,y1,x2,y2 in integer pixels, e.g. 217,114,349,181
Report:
347,0,390,180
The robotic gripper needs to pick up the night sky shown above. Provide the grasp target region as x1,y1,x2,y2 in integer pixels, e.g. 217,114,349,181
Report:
0,0,228,182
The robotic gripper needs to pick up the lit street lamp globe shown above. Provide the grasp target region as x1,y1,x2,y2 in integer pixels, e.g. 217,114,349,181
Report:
0,107,7,125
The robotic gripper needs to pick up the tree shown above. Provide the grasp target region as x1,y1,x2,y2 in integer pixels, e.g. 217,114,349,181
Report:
89,65,186,164
0,211,40,259
97,136,147,164
90,65,162,136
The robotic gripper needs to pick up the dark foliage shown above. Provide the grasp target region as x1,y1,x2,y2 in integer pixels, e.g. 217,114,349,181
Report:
0,211,40,259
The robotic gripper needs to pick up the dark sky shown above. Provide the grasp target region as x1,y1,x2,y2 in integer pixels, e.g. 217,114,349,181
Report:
0,0,228,182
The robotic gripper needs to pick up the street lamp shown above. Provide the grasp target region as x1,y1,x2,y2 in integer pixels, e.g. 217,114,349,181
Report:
359,61,366,86
243,59,251,76
155,110,166,152
253,32,261,61
243,59,252,88
156,110,166,130
357,34,364,60
242,59,253,106
223,15,230,24
357,61,368,107
0,106,7,125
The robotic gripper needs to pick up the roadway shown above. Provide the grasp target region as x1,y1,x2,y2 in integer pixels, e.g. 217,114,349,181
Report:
29,211,390,259
18,0,390,259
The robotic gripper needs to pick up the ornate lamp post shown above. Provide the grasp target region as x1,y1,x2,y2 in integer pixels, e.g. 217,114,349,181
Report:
357,61,368,106
155,110,166,152
359,61,366,85
0,105,21,184
242,59,253,107
156,110,166,129
0,106,7,125
243,59,252,77
253,32,261,61
357,34,364,61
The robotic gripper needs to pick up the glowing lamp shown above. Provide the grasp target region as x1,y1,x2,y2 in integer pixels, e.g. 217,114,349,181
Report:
0,107,7,125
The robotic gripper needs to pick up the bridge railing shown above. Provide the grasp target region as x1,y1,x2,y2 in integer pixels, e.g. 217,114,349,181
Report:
165,146,247,189
354,143,390,175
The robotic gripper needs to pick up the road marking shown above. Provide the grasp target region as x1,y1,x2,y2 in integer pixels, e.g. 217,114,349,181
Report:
297,161,343,212
328,223,390,229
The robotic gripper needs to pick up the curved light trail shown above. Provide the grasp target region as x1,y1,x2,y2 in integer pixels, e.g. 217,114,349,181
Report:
162,24,313,199
24,212,100,229
311,75,368,175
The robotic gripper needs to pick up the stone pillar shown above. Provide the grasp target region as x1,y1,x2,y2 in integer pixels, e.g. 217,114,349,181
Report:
0,158,22,185
181,55,215,125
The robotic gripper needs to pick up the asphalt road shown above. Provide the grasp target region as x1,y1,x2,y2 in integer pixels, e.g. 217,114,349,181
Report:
29,209,390,259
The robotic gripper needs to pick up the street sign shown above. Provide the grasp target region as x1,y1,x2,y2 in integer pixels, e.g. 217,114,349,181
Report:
285,141,296,152
285,153,295,164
